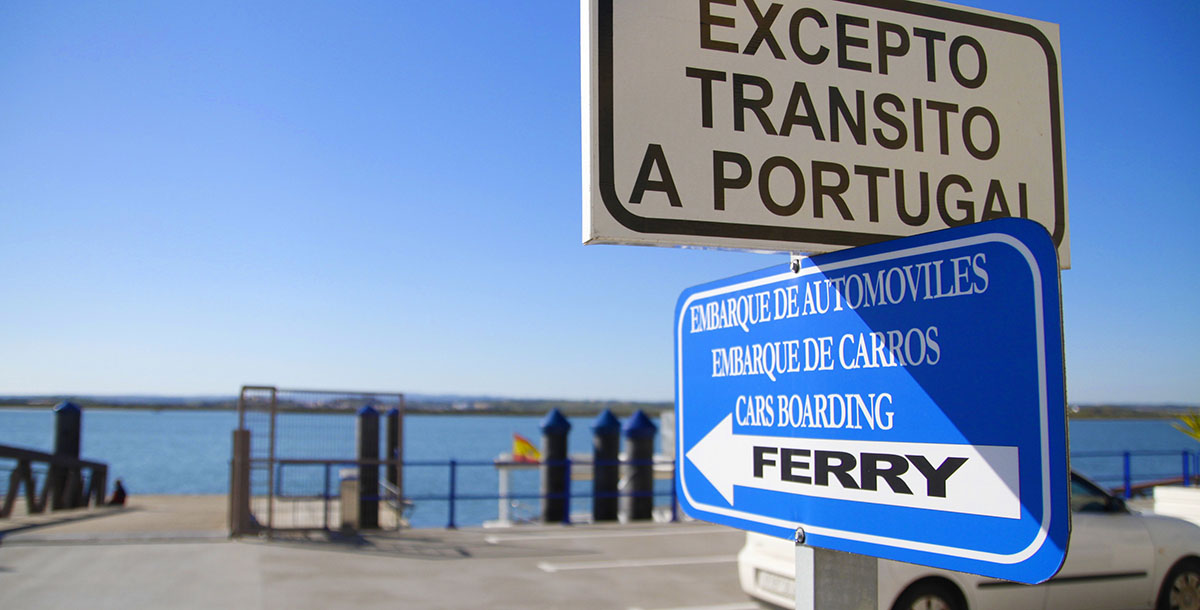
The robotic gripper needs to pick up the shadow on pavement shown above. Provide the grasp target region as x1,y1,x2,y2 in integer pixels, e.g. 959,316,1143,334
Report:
0,506,133,544
253,529,597,562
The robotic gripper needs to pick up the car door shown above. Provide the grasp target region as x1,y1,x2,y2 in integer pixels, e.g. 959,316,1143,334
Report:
1043,474,1156,610
965,575,1047,610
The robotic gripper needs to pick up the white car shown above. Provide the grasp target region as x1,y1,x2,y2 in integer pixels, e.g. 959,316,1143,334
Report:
738,472,1200,610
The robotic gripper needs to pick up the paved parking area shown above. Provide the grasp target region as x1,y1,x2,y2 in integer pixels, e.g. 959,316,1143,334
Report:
0,497,754,610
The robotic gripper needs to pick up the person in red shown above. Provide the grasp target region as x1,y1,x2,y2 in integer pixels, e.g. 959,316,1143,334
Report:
109,479,127,506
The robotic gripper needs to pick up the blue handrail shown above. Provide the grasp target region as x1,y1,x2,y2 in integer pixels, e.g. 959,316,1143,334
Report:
268,457,677,529
265,451,1198,529
1071,449,1198,498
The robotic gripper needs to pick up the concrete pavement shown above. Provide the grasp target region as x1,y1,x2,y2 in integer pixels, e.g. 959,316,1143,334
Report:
0,496,753,610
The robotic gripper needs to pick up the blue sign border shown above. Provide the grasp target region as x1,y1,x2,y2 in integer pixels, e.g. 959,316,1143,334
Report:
674,218,1068,583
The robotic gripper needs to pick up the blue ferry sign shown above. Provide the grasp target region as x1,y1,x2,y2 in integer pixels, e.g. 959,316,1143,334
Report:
674,218,1068,584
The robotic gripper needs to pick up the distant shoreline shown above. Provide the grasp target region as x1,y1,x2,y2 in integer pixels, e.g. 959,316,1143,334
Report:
1068,407,1194,420
0,401,1192,420
0,400,676,418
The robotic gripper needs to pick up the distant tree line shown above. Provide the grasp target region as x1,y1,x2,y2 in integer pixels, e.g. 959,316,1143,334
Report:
0,395,673,417
1,396,1190,420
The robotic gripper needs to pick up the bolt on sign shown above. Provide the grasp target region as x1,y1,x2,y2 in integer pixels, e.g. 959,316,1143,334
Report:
582,0,1070,267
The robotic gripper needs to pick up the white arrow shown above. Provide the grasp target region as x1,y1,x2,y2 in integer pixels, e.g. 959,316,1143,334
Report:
685,415,1022,519
685,414,742,505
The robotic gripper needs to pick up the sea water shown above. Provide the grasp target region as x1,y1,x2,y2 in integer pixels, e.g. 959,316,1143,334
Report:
1,408,1195,528
0,408,661,527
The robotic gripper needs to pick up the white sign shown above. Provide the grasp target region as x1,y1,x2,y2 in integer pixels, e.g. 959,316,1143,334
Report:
583,0,1070,267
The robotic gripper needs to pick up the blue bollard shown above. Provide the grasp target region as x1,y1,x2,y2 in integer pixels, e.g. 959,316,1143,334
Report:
357,405,380,529
592,410,621,522
53,401,82,458
623,410,658,521
540,408,572,524
52,401,83,509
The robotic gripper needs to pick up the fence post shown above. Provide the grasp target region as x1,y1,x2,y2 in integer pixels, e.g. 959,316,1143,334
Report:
386,407,401,499
563,457,573,525
91,464,108,508
1123,451,1132,499
670,460,678,522
357,405,380,529
323,463,331,530
592,409,621,522
448,459,458,529
52,401,83,509
623,410,657,521
541,408,571,524
1184,451,1191,487
229,429,253,536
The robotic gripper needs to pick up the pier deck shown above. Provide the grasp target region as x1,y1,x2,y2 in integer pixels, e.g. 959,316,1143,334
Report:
0,495,751,610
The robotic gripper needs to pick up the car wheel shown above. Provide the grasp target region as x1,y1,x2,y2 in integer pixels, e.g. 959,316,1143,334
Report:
1159,558,1200,610
892,580,965,610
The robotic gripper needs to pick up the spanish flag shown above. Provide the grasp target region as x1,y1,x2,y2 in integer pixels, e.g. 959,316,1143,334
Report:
512,433,541,463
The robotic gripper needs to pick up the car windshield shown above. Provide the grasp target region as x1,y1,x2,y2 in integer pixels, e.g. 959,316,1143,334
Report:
1070,472,1116,513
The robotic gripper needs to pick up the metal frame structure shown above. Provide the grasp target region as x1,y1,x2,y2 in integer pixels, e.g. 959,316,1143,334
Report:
1,444,108,518
231,385,405,536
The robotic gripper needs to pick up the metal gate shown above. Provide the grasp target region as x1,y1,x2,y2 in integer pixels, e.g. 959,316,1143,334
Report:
231,386,405,535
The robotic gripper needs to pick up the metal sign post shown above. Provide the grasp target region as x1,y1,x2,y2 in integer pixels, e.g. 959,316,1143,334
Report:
796,544,879,610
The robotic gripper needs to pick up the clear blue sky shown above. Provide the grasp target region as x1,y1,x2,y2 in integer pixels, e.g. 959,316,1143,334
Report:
0,1,1196,404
